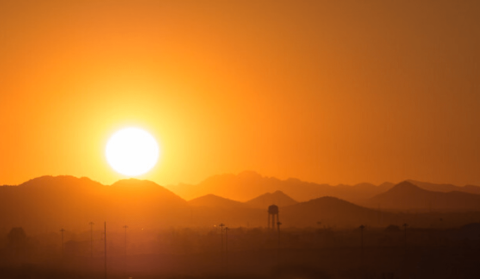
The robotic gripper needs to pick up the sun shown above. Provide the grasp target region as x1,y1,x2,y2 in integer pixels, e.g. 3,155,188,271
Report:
106,127,160,176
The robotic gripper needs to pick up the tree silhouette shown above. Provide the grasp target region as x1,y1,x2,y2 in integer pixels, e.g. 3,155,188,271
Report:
7,227,27,248
7,227,28,259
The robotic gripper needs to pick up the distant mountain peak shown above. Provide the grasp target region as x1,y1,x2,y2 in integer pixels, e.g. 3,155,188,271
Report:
188,194,244,208
112,178,154,186
367,180,480,212
245,190,297,209
21,175,75,184
18,175,104,189
108,179,186,204
286,195,369,212
389,181,424,192
195,193,231,200
172,171,399,202
311,196,344,203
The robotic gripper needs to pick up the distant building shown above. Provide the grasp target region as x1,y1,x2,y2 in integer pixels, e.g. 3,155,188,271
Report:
268,204,279,229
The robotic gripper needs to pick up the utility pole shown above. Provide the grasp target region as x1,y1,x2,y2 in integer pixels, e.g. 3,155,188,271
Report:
277,222,282,263
104,222,107,279
360,225,365,257
219,223,225,273
60,228,65,259
359,225,365,266
225,227,229,274
60,228,65,275
123,225,128,276
89,222,94,265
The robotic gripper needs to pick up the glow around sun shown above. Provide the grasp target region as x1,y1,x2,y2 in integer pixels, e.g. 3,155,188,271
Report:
106,127,160,176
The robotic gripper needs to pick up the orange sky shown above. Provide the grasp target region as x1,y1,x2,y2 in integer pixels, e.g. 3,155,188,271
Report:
1,0,479,187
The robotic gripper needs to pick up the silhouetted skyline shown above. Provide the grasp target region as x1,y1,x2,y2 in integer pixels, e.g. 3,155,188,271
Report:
2,173,480,233
2,174,480,278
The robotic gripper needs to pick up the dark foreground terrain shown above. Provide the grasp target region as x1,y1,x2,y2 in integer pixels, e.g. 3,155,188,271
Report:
1,224,480,279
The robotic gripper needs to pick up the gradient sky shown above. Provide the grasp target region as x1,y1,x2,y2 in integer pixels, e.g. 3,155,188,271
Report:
1,0,479,187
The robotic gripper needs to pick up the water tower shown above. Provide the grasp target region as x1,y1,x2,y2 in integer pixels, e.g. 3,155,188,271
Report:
268,204,279,229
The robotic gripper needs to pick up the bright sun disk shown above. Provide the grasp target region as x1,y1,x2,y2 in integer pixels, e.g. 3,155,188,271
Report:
106,127,160,176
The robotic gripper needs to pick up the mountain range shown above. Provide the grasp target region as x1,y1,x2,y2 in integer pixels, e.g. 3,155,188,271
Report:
0,176,189,233
167,171,480,203
405,180,480,195
365,181,480,212
169,171,392,203
2,173,480,233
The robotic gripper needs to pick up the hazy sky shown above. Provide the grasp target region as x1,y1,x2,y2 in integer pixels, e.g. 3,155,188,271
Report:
1,0,479,187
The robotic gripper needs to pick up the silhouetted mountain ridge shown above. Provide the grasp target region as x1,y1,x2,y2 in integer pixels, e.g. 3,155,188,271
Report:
282,196,391,227
0,176,189,233
245,190,297,209
169,172,480,204
366,181,480,211
188,194,244,208
3,175,480,232
407,180,480,194
19,175,104,190
169,171,392,203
